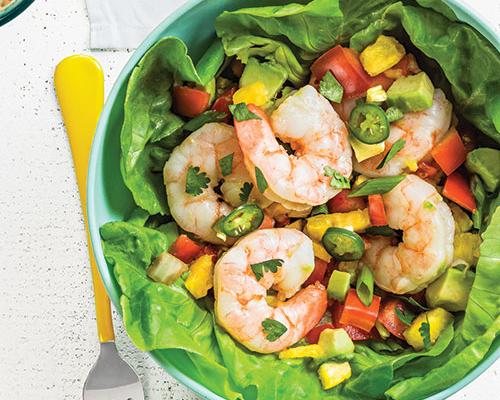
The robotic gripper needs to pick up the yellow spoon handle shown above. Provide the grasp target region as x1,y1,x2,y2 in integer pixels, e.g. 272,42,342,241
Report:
55,55,115,343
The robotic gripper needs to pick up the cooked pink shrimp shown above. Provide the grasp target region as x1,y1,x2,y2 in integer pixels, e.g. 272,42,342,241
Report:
164,123,269,244
363,175,455,294
234,85,352,210
214,228,327,353
355,89,452,177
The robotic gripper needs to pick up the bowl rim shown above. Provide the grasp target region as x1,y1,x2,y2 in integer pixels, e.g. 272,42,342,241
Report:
87,1,499,399
0,0,34,27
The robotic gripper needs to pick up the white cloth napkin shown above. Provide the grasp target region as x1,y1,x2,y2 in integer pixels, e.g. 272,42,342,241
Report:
86,0,187,49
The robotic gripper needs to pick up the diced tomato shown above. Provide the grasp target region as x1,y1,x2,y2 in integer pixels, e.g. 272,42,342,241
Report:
377,299,408,339
368,194,387,226
327,189,367,213
416,160,440,180
304,258,328,287
431,128,467,175
338,289,381,332
331,301,372,341
305,323,335,344
311,46,372,99
170,234,204,263
211,87,237,122
443,171,477,212
173,86,210,118
258,213,275,230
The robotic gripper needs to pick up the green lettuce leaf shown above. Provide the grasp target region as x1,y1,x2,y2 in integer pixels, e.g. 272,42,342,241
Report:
345,324,454,398
121,37,224,215
100,220,242,399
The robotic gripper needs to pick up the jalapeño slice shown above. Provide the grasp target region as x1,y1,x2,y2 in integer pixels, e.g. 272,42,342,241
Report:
349,103,390,144
214,204,264,238
322,227,365,261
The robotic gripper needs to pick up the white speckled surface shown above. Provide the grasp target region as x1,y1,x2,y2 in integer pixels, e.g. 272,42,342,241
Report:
0,1,498,399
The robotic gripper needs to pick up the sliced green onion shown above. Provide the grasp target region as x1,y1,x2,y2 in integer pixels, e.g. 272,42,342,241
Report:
349,176,406,197
376,139,406,169
356,264,374,306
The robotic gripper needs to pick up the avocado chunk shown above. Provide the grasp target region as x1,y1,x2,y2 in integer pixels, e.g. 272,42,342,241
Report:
240,57,287,102
426,268,475,312
317,328,355,358
465,148,500,193
387,72,434,113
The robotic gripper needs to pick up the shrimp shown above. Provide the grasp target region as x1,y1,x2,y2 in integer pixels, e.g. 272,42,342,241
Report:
214,228,327,353
354,89,452,177
163,123,268,244
363,174,455,294
234,85,352,210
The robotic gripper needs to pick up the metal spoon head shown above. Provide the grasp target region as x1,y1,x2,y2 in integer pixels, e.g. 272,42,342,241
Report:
83,342,144,400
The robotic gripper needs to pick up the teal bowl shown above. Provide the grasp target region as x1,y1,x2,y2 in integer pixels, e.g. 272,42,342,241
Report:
87,1,499,399
0,0,34,27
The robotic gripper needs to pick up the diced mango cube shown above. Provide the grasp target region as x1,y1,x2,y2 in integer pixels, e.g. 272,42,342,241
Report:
403,308,453,350
279,344,324,359
318,362,352,390
305,209,371,242
184,255,214,299
349,136,385,162
360,35,406,77
233,81,268,106
313,241,332,263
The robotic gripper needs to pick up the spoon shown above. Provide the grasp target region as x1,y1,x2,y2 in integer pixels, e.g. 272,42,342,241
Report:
55,55,144,400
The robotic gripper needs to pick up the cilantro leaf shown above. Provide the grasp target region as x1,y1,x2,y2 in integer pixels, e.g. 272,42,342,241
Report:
229,103,262,122
419,317,432,350
395,307,415,326
262,318,287,342
183,110,227,132
324,166,350,189
219,153,234,177
319,71,344,103
255,166,268,193
393,295,430,311
377,139,406,169
185,165,210,196
239,182,253,203
251,258,284,281
311,203,328,216
385,106,404,122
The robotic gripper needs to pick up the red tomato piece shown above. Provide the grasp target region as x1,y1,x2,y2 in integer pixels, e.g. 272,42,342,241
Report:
431,128,467,175
327,189,367,213
304,258,328,287
311,46,372,99
331,301,372,341
173,86,210,118
369,73,394,91
305,323,335,344
211,87,237,121
368,194,387,226
258,213,275,230
443,171,477,212
338,289,381,332
377,299,408,339
170,234,204,263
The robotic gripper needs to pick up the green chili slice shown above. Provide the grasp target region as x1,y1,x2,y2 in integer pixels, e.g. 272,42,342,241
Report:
322,227,365,261
349,103,390,144
214,204,264,238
